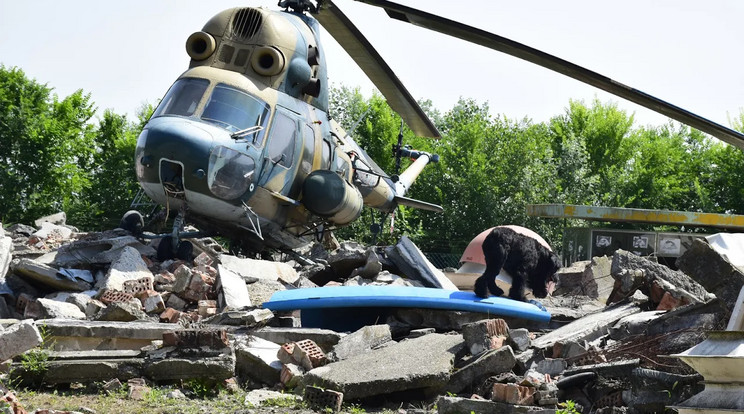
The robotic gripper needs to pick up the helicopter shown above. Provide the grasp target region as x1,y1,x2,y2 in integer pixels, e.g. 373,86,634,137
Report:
127,0,445,259
127,0,744,260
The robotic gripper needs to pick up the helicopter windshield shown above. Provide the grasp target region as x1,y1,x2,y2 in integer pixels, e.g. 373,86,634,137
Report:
152,78,209,118
201,84,270,145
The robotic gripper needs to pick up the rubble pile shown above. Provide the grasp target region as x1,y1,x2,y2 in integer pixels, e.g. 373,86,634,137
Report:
1,213,742,413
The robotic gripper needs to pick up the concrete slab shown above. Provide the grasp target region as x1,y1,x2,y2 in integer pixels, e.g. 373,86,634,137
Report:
330,324,392,361
215,263,252,310
386,236,458,290
218,254,296,284
447,346,517,393
532,302,641,349
436,396,555,414
303,333,464,399
10,258,91,291
252,327,344,352
37,319,178,351
234,335,282,385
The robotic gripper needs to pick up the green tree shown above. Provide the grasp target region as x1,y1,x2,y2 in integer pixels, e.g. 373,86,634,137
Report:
0,66,96,224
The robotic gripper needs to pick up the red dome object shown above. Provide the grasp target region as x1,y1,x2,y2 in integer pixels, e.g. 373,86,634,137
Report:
459,225,552,266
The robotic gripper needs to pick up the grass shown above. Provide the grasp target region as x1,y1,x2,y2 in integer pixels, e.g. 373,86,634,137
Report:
10,385,249,414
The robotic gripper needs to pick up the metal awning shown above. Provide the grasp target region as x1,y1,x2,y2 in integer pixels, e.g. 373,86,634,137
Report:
527,204,744,230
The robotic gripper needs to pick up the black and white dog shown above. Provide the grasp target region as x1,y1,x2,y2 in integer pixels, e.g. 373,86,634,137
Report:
474,227,561,302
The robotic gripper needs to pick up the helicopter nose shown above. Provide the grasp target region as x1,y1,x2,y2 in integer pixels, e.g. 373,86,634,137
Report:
135,117,215,192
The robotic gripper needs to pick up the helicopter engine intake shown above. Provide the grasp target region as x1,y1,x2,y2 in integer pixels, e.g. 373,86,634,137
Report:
302,170,363,225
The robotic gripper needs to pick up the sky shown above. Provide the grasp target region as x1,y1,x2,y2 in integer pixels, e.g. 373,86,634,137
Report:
1,0,744,137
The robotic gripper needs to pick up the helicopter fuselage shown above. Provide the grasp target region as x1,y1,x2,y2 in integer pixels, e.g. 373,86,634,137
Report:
134,6,410,251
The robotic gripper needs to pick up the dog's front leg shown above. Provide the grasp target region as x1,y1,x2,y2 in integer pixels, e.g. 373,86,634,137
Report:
508,270,528,302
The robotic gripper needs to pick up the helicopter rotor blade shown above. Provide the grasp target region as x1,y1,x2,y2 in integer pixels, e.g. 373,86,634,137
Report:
354,0,744,149
314,0,440,138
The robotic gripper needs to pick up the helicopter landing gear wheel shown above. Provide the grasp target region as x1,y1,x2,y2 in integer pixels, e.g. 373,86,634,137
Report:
157,236,175,261
120,210,144,236
157,237,194,261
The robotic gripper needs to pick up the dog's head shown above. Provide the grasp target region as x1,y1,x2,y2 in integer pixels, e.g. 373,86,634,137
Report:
528,252,561,298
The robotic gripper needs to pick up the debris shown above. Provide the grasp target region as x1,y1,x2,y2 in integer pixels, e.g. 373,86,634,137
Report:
677,237,744,313
329,324,392,361
0,320,43,362
386,236,458,289
302,333,464,400
304,385,343,413
11,258,91,291
234,335,282,385
215,263,252,310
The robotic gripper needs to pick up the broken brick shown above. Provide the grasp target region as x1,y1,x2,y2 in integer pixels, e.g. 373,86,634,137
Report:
294,339,327,369
122,276,154,296
194,252,213,267
304,385,343,413
160,307,184,324
492,383,535,405
99,289,135,305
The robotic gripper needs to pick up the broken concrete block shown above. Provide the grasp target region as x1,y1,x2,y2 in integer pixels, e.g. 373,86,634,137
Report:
304,385,343,413
462,318,510,355
303,333,464,400
96,301,147,322
0,235,12,285
64,292,93,313
218,254,297,284
252,327,343,352
330,324,391,361
33,221,73,241
11,258,90,291
25,298,86,320
165,293,187,311
41,234,156,268
609,249,713,306
96,246,153,292
234,335,282,385
171,264,193,294
143,352,235,382
385,236,458,290
215,264,252,310
436,395,555,414
677,238,744,313
342,275,372,286
85,299,106,319
448,346,517,394
534,358,567,377
349,248,383,279
532,302,641,350
326,241,367,278
0,320,43,362
244,389,299,408
34,212,67,228
508,328,531,352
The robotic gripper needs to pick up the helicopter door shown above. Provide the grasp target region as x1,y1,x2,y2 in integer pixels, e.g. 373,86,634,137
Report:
258,109,300,196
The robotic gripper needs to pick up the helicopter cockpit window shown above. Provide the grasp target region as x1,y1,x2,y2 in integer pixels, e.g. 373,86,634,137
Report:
207,146,256,200
266,111,296,169
201,84,270,145
152,78,209,118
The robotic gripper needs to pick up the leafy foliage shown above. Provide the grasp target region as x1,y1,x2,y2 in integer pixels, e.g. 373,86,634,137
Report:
3,68,744,258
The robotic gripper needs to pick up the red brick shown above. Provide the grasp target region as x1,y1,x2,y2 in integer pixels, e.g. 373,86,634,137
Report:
99,289,135,305
123,276,154,296
294,339,327,368
278,343,297,365
656,291,682,311
159,307,183,323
